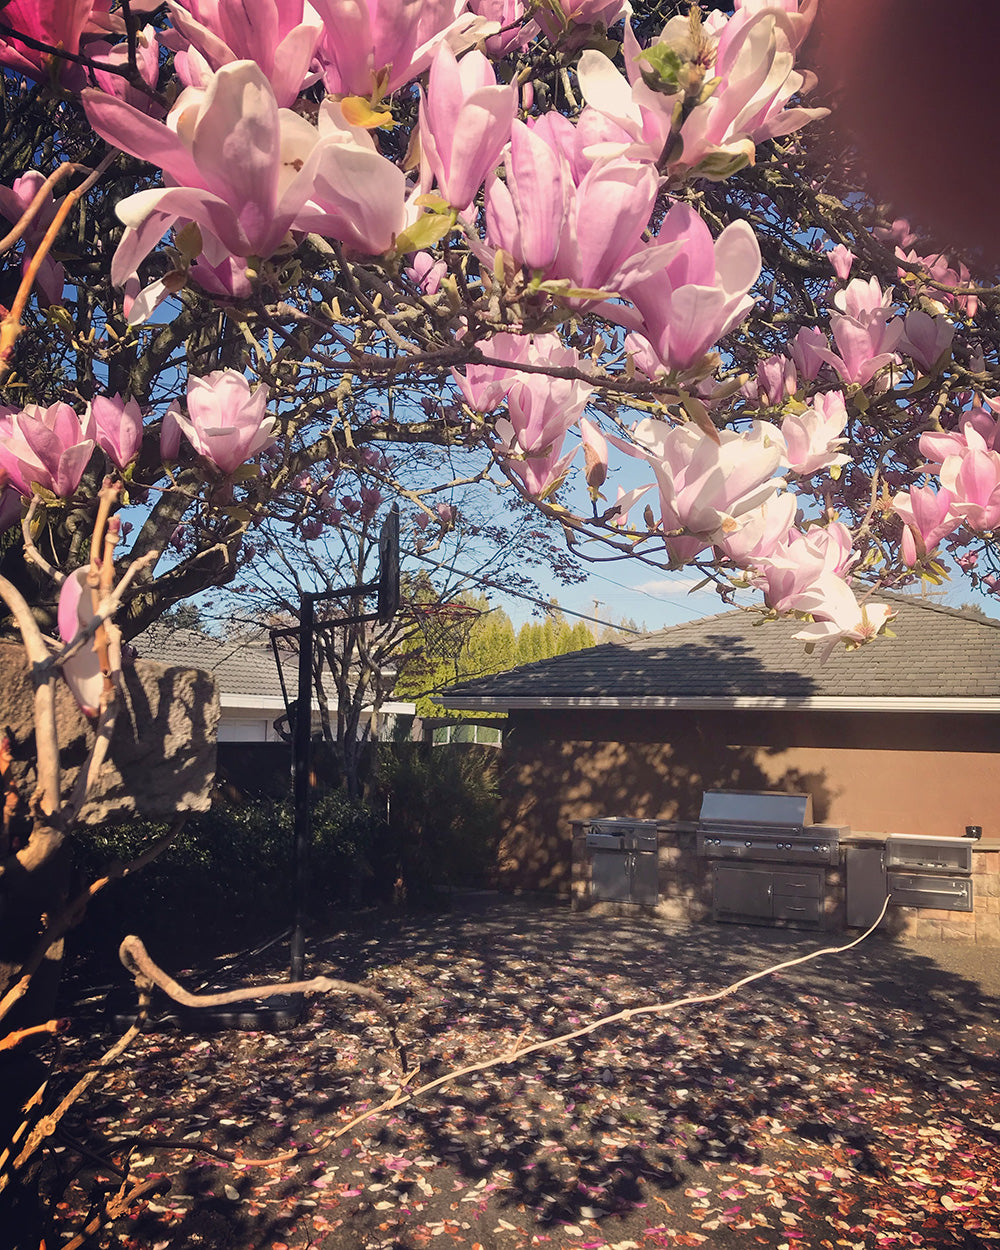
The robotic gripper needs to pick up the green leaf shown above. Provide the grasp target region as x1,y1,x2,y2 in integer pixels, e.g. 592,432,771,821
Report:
536,278,614,301
393,211,455,256
29,482,59,506
44,305,74,334
637,43,685,93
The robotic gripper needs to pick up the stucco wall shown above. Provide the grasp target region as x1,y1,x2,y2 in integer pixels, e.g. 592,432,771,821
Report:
498,708,1000,893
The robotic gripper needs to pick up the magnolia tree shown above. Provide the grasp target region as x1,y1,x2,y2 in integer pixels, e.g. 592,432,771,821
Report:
3,0,1000,1241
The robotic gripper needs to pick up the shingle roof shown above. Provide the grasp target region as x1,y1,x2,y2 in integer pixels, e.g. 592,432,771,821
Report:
137,625,286,700
440,593,1000,708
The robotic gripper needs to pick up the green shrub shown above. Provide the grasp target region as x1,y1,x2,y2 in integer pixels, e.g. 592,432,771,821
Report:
72,744,500,958
372,743,500,902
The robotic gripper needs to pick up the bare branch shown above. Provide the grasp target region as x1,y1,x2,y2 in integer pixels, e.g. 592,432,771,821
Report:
118,935,408,1071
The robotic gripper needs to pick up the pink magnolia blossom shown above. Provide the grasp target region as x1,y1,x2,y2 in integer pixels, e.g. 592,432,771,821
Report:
741,354,797,406
719,490,797,566
579,416,608,495
733,0,817,50
89,24,161,112
492,336,593,500
83,61,322,269
436,501,458,526
290,99,408,255
486,120,572,273
900,309,955,372
525,108,638,185
789,326,828,381
0,401,95,498
577,10,826,180
613,418,783,545
938,444,1000,531
833,276,894,323
57,567,111,717
791,585,894,660
826,243,855,281
360,485,383,521
920,407,1000,466
896,247,978,319
485,118,658,292
468,0,537,56
873,217,918,250
310,0,496,98
0,172,65,305
405,251,447,294
188,244,254,300
167,370,277,474
752,521,856,613
607,484,652,529
778,389,851,477
614,204,761,372
91,394,144,468
892,483,960,565
536,0,627,40
455,332,532,411
83,62,406,300
811,277,902,387
419,44,517,212
0,0,107,82
624,331,670,382
165,0,321,107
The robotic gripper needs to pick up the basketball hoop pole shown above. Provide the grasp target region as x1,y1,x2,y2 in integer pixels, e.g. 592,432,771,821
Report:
273,505,399,984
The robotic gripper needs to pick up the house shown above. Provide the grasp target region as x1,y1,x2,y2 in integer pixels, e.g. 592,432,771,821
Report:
437,594,1000,941
138,624,416,743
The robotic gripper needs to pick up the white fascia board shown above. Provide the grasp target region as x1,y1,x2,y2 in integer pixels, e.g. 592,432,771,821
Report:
220,694,418,716
220,693,335,713
436,694,1000,714
220,694,288,712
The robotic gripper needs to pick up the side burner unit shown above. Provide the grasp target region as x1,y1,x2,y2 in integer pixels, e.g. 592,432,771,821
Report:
884,834,973,912
696,791,847,929
585,818,658,906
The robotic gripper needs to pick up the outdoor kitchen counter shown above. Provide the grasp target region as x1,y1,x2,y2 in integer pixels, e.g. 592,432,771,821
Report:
573,819,1000,942
842,831,1000,848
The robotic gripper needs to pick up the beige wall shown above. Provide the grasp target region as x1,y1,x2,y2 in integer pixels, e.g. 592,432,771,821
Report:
498,708,1000,893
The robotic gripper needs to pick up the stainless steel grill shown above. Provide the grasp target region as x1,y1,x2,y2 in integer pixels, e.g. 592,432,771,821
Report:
696,791,848,928
696,790,844,867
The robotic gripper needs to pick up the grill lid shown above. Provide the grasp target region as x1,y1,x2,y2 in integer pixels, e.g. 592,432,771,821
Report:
698,790,813,830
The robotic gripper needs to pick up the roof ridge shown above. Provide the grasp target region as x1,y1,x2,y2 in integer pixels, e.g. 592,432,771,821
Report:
626,605,743,644
876,589,1000,631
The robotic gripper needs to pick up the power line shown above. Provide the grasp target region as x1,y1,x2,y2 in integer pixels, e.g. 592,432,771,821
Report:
580,565,731,623
412,552,645,635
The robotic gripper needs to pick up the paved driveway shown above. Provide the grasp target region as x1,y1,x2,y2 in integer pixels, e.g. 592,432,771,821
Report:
52,895,1000,1249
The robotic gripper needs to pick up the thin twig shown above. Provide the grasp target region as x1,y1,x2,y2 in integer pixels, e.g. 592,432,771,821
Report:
0,1019,62,1052
320,900,892,1149
0,151,116,385
0,573,60,816
20,494,64,584
61,1173,171,1250
0,163,79,254
0,984,152,1193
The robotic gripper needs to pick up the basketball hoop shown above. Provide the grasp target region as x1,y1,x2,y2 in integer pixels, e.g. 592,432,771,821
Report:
411,602,480,660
